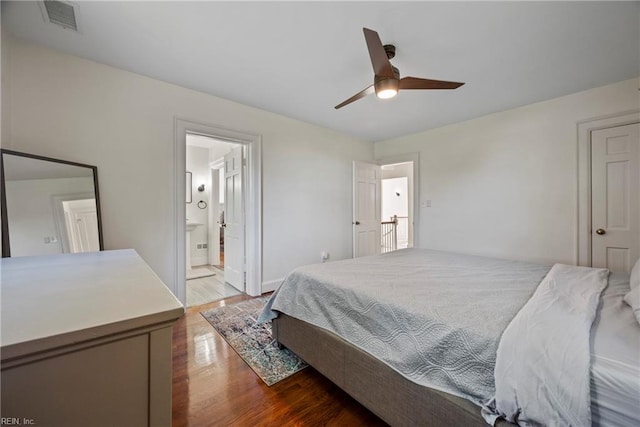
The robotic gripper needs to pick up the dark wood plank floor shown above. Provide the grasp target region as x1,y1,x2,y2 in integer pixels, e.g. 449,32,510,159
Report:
172,295,388,426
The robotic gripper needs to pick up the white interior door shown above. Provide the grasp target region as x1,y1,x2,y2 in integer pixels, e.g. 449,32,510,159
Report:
224,146,245,290
353,161,381,257
591,123,639,272
209,167,221,266
63,199,100,253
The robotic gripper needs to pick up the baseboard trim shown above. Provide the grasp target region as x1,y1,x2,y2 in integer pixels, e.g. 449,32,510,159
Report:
191,256,208,267
261,278,284,294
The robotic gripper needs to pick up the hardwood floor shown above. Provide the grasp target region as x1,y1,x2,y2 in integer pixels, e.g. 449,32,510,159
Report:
172,296,388,426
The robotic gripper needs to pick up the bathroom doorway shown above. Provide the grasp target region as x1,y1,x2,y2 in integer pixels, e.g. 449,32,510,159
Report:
174,119,262,305
185,134,243,307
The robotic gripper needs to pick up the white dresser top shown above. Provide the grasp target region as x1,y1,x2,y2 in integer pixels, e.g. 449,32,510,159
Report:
1,249,184,361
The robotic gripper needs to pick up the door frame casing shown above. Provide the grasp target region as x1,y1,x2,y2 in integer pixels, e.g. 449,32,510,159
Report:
576,110,639,267
174,118,262,302
208,160,223,268
376,152,420,248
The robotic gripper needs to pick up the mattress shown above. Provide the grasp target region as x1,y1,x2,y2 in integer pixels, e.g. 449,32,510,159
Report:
591,273,640,426
260,248,551,405
261,249,639,425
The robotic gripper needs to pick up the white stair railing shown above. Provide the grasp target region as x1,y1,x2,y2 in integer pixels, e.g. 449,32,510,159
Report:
381,215,398,253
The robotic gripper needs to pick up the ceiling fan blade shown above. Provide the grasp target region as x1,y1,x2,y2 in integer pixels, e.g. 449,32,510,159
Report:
334,85,375,109
399,77,465,90
363,28,395,79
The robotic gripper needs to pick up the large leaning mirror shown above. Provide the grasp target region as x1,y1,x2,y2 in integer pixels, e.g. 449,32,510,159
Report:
1,149,104,257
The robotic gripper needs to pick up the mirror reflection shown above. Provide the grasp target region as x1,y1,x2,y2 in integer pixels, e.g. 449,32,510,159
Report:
1,149,104,257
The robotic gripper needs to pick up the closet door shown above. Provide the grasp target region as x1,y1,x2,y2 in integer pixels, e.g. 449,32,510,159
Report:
591,123,639,272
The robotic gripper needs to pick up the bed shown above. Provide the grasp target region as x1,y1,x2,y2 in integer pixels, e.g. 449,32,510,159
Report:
259,249,640,426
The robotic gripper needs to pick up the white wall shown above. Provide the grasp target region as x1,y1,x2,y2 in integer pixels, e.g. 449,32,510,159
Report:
375,77,640,265
208,144,232,166
382,177,408,220
5,177,95,256
2,36,374,294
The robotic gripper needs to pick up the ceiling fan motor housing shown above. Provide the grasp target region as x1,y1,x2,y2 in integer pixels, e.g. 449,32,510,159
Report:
383,44,396,60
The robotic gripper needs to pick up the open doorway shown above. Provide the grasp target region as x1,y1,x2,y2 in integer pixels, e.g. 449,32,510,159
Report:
185,134,244,307
380,160,415,253
381,175,409,251
173,118,262,304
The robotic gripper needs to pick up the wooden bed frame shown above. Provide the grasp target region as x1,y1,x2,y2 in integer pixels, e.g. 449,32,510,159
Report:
273,314,515,427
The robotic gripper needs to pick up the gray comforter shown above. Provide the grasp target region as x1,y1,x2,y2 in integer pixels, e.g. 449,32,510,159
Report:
259,248,550,405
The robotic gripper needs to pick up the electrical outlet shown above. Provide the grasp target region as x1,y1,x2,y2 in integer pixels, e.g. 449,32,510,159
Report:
197,244,202,249
202,243,207,248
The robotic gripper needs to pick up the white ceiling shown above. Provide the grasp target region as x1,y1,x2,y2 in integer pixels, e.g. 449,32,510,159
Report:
2,1,639,142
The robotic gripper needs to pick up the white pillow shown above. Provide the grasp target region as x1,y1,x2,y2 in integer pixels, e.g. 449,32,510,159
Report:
623,286,640,325
630,257,640,291
623,258,640,325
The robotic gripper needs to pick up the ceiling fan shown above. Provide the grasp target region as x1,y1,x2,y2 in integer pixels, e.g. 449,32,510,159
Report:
335,28,465,109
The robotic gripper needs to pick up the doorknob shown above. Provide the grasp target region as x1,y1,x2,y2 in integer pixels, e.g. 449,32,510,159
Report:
595,228,606,235
354,221,360,225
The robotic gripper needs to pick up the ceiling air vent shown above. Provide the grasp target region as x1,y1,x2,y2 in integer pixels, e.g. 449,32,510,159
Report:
40,0,79,31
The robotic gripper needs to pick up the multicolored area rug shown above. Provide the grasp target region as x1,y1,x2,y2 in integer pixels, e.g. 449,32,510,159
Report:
201,296,308,386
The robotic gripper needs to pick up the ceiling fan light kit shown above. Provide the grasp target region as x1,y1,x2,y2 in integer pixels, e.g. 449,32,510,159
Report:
335,27,465,109
375,77,399,99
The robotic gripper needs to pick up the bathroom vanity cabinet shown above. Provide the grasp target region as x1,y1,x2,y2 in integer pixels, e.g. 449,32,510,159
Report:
0,249,184,427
